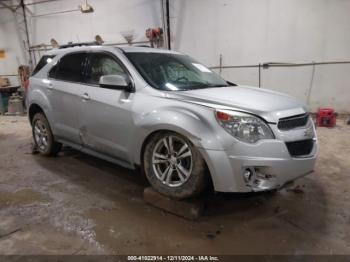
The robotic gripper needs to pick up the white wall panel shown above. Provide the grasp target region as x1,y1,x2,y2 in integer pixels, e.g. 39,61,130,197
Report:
28,0,162,45
171,0,350,112
0,9,26,85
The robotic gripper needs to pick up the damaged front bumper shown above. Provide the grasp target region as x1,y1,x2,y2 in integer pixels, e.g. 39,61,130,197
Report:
199,121,318,193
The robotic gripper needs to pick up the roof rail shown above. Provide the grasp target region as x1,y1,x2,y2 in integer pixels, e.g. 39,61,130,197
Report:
135,45,151,48
59,41,101,49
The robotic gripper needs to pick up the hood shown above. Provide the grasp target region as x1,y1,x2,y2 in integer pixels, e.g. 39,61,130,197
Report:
168,85,308,123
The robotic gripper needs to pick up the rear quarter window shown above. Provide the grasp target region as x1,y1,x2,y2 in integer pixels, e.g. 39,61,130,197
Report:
31,55,55,76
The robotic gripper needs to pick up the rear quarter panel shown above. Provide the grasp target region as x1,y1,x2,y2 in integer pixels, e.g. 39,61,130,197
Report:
27,77,55,128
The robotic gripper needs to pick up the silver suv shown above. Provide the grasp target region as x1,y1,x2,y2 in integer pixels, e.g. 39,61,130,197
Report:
28,45,317,199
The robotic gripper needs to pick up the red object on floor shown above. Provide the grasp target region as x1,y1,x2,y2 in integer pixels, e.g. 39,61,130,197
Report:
316,108,336,127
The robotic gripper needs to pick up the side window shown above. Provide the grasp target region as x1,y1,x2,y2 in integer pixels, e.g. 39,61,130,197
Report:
32,55,55,76
55,53,87,82
86,53,127,85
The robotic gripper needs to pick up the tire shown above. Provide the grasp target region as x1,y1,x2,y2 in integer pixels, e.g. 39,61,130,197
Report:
143,131,209,199
32,113,62,156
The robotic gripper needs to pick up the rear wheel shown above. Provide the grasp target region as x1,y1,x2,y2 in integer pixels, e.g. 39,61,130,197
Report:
143,131,209,199
32,113,62,156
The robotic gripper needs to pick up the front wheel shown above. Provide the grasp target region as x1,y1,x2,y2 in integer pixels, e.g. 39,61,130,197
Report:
32,113,62,156
143,132,209,199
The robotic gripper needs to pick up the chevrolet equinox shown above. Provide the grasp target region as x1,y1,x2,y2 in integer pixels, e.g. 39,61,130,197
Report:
27,45,318,199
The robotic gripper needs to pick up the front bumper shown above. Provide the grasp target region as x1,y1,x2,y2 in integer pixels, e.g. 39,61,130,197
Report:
200,144,317,192
199,121,318,193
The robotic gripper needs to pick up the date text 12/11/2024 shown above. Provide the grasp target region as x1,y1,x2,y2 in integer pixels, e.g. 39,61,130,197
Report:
127,255,220,261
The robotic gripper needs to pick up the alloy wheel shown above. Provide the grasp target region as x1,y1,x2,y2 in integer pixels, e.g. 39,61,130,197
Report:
33,119,49,151
152,135,193,187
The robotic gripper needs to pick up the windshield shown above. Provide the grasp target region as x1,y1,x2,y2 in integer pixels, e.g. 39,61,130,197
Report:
125,52,230,91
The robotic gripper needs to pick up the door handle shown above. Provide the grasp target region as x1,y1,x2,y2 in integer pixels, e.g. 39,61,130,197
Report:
47,83,53,90
81,93,91,101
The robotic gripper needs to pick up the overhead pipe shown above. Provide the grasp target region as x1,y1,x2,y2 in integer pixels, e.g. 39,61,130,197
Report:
31,9,80,18
210,60,350,91
0,0,63,10
209,60,350,70
25,0,63,6
20,0,33,68
0,74,19,77
165,0,171,50
0,1,16,11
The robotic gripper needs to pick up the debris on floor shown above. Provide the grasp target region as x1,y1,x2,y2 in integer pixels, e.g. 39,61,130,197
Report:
143,187,203,220
31,142,39,154
286,185,305,194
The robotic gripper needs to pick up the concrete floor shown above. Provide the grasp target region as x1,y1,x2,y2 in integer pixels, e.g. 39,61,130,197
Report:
0,115,350,255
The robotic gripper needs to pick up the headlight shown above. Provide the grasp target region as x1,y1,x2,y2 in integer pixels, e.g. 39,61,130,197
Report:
215,110,274,143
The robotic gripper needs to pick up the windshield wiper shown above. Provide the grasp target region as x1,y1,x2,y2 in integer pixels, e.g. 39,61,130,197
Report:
175,83,230,91
206,84,230,88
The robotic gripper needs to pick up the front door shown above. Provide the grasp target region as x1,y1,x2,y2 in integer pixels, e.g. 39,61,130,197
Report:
78,52,135,162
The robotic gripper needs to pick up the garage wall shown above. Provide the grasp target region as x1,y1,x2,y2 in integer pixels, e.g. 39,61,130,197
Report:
0,0,163,85
0,9,26,85
170,0,350,112
1,0,350,112
28,0,162,45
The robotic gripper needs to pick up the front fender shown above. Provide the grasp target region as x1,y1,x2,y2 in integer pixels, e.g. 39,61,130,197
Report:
131,106,226,165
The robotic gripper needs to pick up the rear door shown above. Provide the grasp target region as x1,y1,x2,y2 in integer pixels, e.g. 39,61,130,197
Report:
78,51,135,162
48,52,88,145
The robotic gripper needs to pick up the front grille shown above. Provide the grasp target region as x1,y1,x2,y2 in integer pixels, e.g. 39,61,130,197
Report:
286,139,314,157
278,114,309,130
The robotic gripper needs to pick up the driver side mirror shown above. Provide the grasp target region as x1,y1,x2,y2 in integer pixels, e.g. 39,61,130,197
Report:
99,75,134,92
